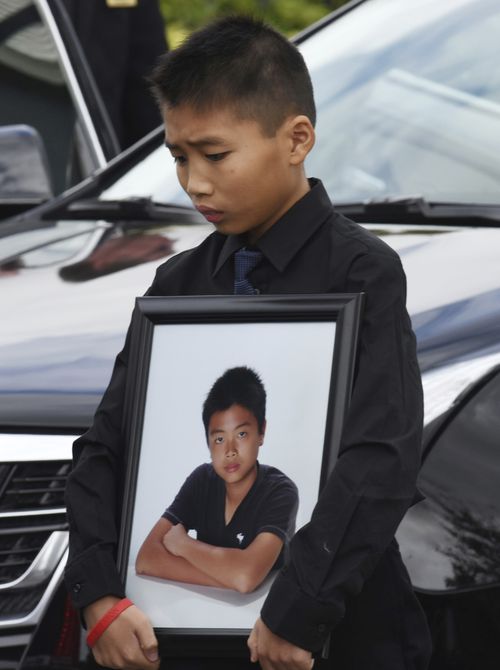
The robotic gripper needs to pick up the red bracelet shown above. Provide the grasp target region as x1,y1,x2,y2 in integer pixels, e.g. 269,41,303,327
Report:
86,598,134,648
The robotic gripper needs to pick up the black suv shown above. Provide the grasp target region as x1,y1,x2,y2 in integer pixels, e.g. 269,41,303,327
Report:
2,0,500,668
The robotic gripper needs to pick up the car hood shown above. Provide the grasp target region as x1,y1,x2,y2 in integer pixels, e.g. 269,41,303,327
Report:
377,224,500,371
1,221,500,429
388,225,500,318
0,220,209,428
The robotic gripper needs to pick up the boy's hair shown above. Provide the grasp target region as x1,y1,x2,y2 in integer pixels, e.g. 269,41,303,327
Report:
202,366,266,439
150,15,316,136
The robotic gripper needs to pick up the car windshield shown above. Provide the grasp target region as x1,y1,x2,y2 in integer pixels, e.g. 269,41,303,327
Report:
99,0,500,208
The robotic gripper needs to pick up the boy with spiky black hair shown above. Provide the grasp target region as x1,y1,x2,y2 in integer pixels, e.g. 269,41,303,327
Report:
135,367,298,593
201,367,266,438
65,14,431,670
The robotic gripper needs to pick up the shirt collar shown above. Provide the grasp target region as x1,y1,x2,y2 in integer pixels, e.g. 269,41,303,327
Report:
212,178,333,276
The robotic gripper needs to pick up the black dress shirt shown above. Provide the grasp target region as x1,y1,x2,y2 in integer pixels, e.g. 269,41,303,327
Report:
64,179,423,652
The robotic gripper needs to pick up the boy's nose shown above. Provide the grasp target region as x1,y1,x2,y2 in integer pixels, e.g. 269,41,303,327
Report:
186,168,213,198
225,442,237,456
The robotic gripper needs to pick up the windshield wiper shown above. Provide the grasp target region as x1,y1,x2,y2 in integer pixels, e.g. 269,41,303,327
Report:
335,196,500,226
0,197,202,241
58,197,203,224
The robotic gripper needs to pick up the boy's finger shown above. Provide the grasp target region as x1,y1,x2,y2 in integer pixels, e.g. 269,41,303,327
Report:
134,614,159,664
247,621,259,663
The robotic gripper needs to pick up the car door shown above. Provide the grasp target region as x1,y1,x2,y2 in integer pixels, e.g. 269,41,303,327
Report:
0,0,120,217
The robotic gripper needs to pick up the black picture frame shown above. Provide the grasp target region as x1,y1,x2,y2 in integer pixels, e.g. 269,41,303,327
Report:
117,293,363,657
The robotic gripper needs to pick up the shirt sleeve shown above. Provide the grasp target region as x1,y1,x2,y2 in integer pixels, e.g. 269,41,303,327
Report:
64,283,159,611
260,251,424,652
162,466,205,529
256,475,299,543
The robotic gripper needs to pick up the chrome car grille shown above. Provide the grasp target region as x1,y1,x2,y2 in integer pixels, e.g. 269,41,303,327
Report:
0,457,71,627
0,437,76,670
0,585,46,619
0,461,70,511
0,512,68,585
0,529,52,585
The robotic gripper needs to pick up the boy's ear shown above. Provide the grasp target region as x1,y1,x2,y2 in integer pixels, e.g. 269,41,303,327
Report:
260,419,267,443
285,115,315,166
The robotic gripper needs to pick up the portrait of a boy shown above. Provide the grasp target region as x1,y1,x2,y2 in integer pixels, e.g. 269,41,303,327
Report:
135,366,298,593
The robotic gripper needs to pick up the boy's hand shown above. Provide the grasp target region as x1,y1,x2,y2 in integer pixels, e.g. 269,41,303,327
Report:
248,617,314,670
162,523,188,556
84,596,159,669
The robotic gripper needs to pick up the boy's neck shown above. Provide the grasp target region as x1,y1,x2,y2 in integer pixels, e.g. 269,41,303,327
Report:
246,174,311,245
224,465,258,525
224,464,258,504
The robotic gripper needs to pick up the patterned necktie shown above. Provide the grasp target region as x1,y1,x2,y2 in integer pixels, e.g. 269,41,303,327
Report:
233,247,263,295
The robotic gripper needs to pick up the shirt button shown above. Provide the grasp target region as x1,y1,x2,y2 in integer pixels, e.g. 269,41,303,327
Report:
73,583,82,594
318,624,327,633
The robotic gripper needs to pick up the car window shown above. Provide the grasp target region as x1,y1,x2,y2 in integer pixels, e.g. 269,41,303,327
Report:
0,0,92,194
398,369,500,591
302,0,500,204
100,142,191,207
99,0,500,208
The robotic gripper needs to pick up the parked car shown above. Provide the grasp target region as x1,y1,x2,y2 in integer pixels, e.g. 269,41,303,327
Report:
1,0,500,667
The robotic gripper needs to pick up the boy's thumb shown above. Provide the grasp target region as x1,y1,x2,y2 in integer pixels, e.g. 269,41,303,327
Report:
143,646,159,663
136,618,159,663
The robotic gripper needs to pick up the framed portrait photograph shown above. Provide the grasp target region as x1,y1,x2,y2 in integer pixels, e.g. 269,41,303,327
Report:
117,294,363,655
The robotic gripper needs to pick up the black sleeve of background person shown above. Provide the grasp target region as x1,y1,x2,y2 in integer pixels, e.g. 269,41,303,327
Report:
65,0,167,149
162,465,206,530
256,475,299,542
260,252,424,653
123,0,167,148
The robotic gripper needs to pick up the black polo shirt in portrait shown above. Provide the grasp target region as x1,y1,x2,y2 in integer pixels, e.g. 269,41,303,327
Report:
162,462,298,567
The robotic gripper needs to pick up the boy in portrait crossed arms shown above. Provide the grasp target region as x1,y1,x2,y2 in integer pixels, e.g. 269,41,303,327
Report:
136,366,298,593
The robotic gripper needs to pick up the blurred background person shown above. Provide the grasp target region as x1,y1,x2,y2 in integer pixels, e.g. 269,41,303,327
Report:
65,0,168,150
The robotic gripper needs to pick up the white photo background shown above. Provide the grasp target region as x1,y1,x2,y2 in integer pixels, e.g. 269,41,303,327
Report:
125,320,336,631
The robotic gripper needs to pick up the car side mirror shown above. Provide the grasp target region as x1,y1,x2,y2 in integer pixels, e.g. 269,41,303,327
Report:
0,124,53,215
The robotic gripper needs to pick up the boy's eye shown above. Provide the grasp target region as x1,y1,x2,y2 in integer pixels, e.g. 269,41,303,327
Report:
237,431,247,439
214,436,224,444
206,152,229,162
172,155,186,165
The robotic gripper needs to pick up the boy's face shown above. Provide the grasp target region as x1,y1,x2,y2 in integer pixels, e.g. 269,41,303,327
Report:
163,104,312,242
207,403,265,487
